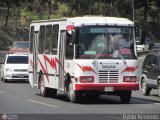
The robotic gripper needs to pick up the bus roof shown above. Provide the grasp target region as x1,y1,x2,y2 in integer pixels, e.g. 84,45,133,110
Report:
68,16,134,26
31,16,134,27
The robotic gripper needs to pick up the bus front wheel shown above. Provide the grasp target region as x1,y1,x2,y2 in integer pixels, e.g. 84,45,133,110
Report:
67,83,80,103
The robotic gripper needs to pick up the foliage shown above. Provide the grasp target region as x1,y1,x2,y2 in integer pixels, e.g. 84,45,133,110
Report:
0,0,160,49
0,0,159,27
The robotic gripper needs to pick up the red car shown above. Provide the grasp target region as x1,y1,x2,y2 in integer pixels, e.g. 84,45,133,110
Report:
9,41,29,53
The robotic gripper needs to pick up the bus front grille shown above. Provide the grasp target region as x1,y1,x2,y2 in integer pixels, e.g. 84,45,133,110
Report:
98,70,119,83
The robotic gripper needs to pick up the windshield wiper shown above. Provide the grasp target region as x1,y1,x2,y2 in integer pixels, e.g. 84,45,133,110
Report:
92,35,108,64
92,34,127,66
92,45,106,64
108,34,127,66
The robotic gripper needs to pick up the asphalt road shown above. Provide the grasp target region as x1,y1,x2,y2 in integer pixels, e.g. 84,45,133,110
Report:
0,54,160,120
0,80,160,120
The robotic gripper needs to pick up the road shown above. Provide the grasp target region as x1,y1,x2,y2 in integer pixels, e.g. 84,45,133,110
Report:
0,55,160,120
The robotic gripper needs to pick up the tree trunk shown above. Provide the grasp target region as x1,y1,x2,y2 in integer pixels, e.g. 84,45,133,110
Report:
4,0,11,27
48,1,51,19
141,0,148,44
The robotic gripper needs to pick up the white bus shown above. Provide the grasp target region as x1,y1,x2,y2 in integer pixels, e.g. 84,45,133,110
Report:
29,16,139,103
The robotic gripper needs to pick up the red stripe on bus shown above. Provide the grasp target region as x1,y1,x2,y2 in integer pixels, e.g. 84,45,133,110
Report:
75,83,139,91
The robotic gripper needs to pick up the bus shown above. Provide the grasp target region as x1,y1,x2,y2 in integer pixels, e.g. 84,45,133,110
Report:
29,16,139,103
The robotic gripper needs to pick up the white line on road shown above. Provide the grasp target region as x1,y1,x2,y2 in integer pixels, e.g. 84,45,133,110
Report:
109,116,122,120
134,98,160,106
154,103,160,106
0,91,6,93
29,100,59,108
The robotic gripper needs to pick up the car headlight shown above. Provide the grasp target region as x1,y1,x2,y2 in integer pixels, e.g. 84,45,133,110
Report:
5,68,13,72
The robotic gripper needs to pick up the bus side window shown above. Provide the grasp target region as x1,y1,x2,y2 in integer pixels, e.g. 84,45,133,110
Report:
45,25,52,54
29,26,34,53
51,25,59,55
39,26,45,54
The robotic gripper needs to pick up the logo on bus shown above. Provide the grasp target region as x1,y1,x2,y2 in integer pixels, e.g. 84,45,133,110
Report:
76,64,97,74
37,55,63,82
121,65,138,74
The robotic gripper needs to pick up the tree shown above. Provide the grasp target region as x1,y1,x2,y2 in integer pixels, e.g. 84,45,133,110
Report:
1,0,22,27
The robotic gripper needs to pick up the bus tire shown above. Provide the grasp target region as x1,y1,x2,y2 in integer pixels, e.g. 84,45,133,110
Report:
120,90,131,104
67,83,79,103
39,75,49,97
157,80,160,97
142,79,151,96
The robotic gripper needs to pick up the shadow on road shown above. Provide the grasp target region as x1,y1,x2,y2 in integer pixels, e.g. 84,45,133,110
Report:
35,92,160,105
3,80,29,84
131,96,160,104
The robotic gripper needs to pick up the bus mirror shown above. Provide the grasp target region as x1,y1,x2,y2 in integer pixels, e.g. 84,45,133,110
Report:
72,29,79,44
71,30,76,43
67,30,78,44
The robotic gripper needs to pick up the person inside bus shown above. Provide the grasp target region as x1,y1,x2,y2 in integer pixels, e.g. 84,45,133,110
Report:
89,34,107,53
118,34,130,48
112,34,129,50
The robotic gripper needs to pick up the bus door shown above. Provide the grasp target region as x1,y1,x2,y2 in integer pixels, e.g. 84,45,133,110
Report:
32,31,39,87
58,31,65,91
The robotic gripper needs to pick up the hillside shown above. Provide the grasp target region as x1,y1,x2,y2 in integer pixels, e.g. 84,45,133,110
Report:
0,0,160,50
0,27,29,50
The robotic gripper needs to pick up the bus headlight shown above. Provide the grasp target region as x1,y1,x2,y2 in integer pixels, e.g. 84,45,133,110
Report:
123,76,137,82
80,76,94,83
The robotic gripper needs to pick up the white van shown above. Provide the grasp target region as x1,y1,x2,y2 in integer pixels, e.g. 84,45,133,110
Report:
1,53,28,82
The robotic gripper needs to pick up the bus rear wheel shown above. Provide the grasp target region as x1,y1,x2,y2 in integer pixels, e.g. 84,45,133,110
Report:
119,90,131,104
39,75,49,97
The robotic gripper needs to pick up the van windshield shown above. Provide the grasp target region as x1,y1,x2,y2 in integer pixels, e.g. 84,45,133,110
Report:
7,56,28,64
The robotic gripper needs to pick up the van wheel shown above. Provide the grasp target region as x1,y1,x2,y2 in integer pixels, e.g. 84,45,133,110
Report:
157,81,160,97
120,90,131,104
3,79,7,83
142,79,151,96
67,83,80,103
39,75,49,97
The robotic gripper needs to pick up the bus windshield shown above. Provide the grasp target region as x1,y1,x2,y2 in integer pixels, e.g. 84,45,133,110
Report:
75,26,136,59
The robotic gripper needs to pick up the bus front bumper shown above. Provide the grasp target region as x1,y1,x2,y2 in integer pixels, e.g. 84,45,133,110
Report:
75,83,139,91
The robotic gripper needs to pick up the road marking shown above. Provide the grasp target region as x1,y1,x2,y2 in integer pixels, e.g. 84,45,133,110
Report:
134,98,160,106
109,116,122,120
0,91,6,93
29,100,59,108
154,103,160,106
